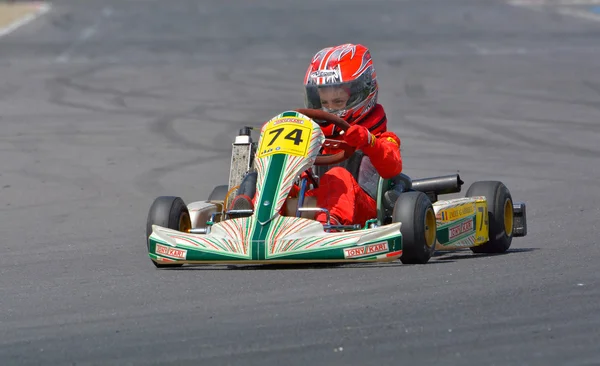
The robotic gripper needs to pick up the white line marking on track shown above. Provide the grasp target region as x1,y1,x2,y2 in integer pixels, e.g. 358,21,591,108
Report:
467,43,530,55
55,6,113,63
509,0,600,23
510,0,600,5
0,3,51,38
555,6,600,21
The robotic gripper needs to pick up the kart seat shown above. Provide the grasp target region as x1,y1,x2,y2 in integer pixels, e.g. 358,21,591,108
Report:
234,157,412,223
379,173,413,222
236,170,258,198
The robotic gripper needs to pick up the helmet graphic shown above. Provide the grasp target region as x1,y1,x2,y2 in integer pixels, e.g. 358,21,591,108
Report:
304,43,378,124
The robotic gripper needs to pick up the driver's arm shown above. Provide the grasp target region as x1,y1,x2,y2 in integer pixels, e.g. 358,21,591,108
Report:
362,131,402,179
344,123,402,179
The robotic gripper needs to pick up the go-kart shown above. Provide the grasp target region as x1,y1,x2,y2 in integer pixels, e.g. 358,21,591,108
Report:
145,109,527,268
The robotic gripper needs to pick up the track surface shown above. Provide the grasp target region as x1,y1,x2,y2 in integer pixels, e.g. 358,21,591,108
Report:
1,0,600,364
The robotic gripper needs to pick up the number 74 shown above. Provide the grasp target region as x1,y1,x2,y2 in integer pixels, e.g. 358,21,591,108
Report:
268,127,305,146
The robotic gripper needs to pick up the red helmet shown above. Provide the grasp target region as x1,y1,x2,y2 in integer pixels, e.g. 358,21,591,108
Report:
304,43,378,124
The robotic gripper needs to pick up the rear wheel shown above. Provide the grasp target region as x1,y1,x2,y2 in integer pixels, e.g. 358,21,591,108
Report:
392,192,437,264
146,196,190,268
466,181,513,253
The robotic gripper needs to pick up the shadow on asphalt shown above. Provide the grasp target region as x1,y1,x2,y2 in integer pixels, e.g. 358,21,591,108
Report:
433,247,539,261
162,259,454,271
167,262,406,271
155,248,538,271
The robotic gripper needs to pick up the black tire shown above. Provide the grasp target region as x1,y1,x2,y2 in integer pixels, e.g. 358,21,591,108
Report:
146,196,190,268
466,181,513,253
392,191,437,264
207,185,229,201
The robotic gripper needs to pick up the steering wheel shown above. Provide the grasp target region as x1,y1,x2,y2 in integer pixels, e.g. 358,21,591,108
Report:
294,108,355,166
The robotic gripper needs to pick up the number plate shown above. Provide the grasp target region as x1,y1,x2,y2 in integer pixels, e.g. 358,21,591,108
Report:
474,199,489,244
257,117,313,158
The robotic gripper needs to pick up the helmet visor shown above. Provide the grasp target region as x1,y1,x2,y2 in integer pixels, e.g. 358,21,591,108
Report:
304,72,373,114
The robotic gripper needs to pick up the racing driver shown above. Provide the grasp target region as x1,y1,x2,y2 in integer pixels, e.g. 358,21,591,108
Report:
231,43,403,227
301,43,403,226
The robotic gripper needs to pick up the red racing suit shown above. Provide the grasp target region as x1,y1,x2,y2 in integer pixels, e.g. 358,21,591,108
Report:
305,104,402,225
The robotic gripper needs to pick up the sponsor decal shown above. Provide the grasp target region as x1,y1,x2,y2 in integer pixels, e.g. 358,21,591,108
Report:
310,69,338,78
309,67,342,84
155,243,187,260
273,117,305,125
439,204,476,221
344,241,389,258
448,219,474,240
452,236,475,248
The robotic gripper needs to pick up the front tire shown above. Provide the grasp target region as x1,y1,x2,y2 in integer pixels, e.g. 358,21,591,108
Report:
146,196,191,268
392,191,437,264
466,181,513,254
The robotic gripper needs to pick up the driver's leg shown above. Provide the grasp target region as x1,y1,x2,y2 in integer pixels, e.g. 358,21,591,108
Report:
306,167,376,226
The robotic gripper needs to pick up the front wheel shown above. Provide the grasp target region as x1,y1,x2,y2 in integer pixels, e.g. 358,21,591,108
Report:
146,196,191,268
392,191,437,264
466,181,513,253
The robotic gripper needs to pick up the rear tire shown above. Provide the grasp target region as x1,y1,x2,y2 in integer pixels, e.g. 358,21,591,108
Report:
146,196,190,268
392,192,437,264
466,181,513,254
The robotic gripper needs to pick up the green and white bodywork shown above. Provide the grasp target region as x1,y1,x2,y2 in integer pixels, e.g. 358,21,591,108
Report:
145,110,528,267
148,111,404,265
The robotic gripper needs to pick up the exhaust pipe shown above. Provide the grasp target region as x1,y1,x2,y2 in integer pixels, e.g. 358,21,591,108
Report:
411,174,464,195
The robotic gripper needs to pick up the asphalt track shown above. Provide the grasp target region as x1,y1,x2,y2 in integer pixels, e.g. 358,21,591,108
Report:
1,0,600,364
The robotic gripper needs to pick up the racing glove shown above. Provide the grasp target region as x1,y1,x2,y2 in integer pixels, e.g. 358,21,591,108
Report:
343,125,375,149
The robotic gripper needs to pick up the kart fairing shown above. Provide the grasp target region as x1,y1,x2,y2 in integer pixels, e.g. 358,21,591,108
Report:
148,111,403,264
